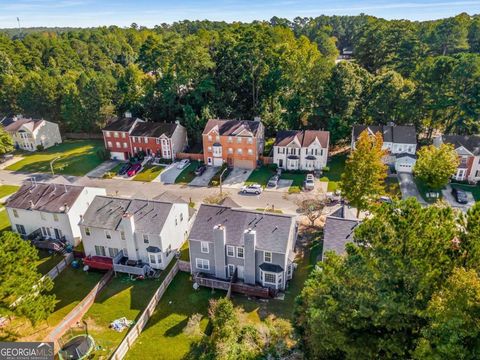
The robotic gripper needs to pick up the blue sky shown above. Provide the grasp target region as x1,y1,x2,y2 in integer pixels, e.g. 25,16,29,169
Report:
0,0,479,28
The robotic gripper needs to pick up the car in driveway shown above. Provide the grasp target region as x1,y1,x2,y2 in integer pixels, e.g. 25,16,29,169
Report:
118,163,131,176
304,174,315,190
194,164,207,176
267,174,279,188
452,187,469,204
127,163,142,177
241,183,262,195
176,159,190,170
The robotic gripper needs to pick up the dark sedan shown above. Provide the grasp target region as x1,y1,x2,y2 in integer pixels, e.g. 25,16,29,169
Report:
452,187,469,204
195,165,207,176
118,163,131,176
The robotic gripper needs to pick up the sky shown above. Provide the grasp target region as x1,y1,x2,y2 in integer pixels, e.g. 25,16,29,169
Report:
0,0,479,28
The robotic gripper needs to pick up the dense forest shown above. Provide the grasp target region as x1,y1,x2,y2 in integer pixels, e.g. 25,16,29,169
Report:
0,13,479,144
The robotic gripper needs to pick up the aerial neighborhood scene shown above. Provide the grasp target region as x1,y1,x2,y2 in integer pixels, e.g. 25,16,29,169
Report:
0,1,480,359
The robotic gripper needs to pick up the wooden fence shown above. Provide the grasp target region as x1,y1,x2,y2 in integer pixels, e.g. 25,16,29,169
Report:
176,152,204,161
43,253,73,281
259,155,273,165
46,269,113,352
63,132,103,140
110,262,180,360
178,260,191,272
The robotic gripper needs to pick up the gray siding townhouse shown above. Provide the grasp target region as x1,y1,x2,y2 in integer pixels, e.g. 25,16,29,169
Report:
322,205,360,260
189,204,297,291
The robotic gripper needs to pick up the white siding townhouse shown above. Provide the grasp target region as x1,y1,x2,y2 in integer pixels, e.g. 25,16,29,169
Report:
1,116,62,151
352,124,417,173
80,196,189,275
273,130,329,171
5,182,106,246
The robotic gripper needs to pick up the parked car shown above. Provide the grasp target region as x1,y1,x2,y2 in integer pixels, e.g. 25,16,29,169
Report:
176,159,190,170
118,163,131,176
0,154,13,163
304,174,315,190
241,184,262,195
127,163,142,177
267,175,279,188
195,164,207,176
452,187,468,204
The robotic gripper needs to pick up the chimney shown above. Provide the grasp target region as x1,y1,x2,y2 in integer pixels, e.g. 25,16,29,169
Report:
175,120,180,125
253,116,261,122
213,224,227,280
63,202,69,213
243,228,256,285
121,212,138,260
29,200,34,209
124,111,132,118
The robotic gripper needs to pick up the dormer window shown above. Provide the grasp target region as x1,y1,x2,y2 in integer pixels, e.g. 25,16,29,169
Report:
143,234,149,243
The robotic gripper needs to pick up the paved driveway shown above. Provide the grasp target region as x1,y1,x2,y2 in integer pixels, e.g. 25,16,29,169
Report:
86,160,120,178
189,166,218,187
442,185,475,212
264,179,292,193
160,164,184,184
222,168,253,188
398,172,427,204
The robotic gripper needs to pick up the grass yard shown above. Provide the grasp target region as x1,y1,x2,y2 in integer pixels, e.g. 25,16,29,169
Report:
179,241,190,261
415,178,442,204
451,183,480,201
245,166,275,187
280,172,305,194
0,267,104,342
36,250,63,275
0,185,20,199
125,272,222,360
6,140,104,176
175,161,200,184
320,153,347,192
0,206,10,232
133,165,164,182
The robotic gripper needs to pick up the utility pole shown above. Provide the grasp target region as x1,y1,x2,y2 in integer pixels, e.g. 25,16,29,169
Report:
219,167,228,196
50,156,61,176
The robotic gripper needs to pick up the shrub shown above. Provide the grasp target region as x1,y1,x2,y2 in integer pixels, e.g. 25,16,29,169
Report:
322,166,330,172
103,171,115,179
209,164,231,187
36,144,45,151
96,148,110,161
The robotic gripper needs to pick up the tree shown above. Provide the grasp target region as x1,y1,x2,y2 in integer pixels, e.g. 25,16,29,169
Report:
296,196,326,226
413,144,459,190
0,232,55,325
295,198,480,359
340,130,387,216
0,127,14,155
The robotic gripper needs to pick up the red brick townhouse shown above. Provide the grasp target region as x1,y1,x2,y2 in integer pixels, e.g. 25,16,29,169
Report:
202,118,264,169
102,115,188,161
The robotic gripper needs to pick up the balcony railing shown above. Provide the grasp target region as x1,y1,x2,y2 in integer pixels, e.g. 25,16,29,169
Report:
112,250,151,276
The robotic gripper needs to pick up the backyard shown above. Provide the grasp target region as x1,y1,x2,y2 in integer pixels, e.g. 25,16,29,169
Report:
175,161,200,184
0,267,104,342
0,185,19,233
6,140,105,176
319,153,347,192
36,250,64,275
133,165,164,182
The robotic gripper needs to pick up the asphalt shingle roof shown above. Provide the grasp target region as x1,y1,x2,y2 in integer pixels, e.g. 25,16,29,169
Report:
81,196,174,234
190,204,295,253
442,135,480,156
203,119,262,137
322,206,360,259
103,117,138,132
130,121,178,138
4,117,45,132
5,183,84,213
274,130,329,148
353,125,416,144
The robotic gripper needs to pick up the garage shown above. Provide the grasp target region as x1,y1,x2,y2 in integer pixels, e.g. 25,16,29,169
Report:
110,151,128,161
213,157,223,166
395,154,416,173
234,159,255,169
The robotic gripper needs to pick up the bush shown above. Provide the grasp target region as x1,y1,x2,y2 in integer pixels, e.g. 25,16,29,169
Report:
322,166,330,172
103,171,115,179
36,144,45,151
96,148,110,161
209,164,231,187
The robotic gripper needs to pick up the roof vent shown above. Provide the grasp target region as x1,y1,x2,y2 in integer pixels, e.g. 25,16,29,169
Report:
125,111,132,118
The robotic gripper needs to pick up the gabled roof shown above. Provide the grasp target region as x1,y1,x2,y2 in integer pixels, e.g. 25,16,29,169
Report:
203,119,262,137
81,195,175,234
353,125,416,144
190,204,295,253
130,121,179,138
103,117,138,132
0,117,16,127
274,130,329,148
322,206,360,259
441,135,480,156
5,183,84,213
4,117,45,133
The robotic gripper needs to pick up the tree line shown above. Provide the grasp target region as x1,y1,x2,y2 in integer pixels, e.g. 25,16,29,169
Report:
0,14,479,145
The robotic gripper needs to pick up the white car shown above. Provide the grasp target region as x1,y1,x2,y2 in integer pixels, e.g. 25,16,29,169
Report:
241,183,262,195
176,159,190,169
304,174,315,190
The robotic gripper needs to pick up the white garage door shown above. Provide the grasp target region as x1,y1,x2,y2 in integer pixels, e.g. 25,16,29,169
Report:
110,151,127,161
213,157,223,166
234,159,255,169
395,158,415,173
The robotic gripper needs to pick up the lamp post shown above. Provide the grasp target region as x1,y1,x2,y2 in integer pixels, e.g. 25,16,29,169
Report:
50,156,61,176
219,167,228,196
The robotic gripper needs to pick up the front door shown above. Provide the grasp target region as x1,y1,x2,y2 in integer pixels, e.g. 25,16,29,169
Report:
237,265,244,280
279,159,283,168
227,264,235,278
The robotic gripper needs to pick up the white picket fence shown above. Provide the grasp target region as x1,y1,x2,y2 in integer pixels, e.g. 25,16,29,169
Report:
110,262,180,360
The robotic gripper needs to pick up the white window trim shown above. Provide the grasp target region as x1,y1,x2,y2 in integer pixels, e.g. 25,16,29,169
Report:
201,241,209,254
264,251,272,263
236,247,244,259
262,270,278,286
105,230,111,239
226,245,235,257
196,258,210,270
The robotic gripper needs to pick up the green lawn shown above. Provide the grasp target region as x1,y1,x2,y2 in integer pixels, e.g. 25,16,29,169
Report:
0,185,20,199
6,140,104,176
0,206,10,232
175,161,200,184
280,172,306,194
133,165,164,182
451,183,480,201
320,153,347,192
415,178,442,204
245,166,275,187
36,250,63,275
125,272,222,360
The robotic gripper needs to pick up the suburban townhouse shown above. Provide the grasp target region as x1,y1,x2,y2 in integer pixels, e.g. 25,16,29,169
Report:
433,134,480,183
102,113,188,161
129,120,188,159
322,205,360,260
1,115,62,151
80,196,189,275
202,119,265,169
5,182,106,247
188,204,297,291
352,124,417,173
273,130,329,171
